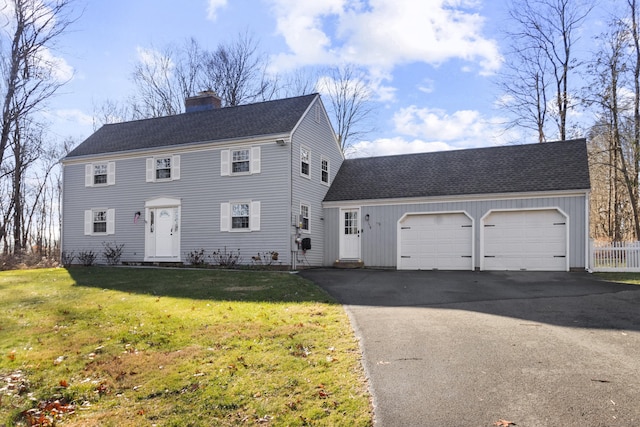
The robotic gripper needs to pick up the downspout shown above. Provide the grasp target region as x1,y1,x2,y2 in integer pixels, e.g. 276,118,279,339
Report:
585,190,591,272
59,162,64,265
289,135,295,270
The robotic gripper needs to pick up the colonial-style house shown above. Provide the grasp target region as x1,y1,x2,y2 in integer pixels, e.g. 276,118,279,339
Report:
62,93,342,269
62,93,591,271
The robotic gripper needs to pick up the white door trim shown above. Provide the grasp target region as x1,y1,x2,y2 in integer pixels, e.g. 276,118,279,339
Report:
144,197,181,262
339,207,361,260
480,207,569,271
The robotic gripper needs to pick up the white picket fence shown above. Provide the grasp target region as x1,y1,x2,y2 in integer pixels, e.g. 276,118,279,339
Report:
590,241,640,272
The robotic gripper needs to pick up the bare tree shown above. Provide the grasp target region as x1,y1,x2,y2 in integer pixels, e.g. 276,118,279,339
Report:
585,2,640,241
499,0,593,142
201,32,274,106
130,40,203,118
318,65,374,155
0,0,77,254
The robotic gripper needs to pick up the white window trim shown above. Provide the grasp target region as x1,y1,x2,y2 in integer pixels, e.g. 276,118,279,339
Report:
84,208,115,235
146,155,180,182
321,155,330,186
85,162,115,187
221,146,261,176
300,202,310,233
220,201,261,232
300,145,310,179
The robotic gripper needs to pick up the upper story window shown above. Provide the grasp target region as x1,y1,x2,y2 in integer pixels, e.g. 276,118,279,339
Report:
232,149,250,173
94,164,107,184
221,147,261,176
146,155,180,182
85,162,115,187
300,146,310,178
321,156,330,185
156,157,171,180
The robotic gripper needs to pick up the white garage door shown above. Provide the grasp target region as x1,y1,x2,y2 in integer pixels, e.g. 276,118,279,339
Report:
399,213,473,270
482,209,567,271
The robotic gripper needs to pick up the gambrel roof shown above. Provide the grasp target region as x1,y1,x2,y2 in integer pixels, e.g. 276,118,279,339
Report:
324,139,591,202
65,93,318,158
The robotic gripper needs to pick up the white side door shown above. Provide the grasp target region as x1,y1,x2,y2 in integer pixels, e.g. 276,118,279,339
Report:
339,208,361,260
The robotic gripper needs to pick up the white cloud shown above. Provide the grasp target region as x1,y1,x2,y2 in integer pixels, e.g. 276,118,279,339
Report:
268,0,502,75
206,0,228,21
38,47,74,82
52,109,94,127
351,137,455,158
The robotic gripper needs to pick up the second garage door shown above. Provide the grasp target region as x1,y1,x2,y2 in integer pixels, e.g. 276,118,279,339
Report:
482,209,568,271
398,212,473,270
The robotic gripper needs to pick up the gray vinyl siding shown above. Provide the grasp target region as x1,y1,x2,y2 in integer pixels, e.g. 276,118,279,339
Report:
63,141,293,266
323,194,588,269
289,98,343,267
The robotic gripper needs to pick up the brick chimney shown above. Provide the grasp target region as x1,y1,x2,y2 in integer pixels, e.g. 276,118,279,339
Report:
185,91,222,113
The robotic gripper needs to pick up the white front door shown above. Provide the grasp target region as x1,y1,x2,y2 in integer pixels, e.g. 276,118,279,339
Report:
154,208,176,257
145,197,181,261
339,208,361,260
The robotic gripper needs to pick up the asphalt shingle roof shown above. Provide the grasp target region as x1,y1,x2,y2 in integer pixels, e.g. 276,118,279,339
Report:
65,93,318,158
324,139,591,201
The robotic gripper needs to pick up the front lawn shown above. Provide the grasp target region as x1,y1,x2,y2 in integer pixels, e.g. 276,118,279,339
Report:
596,272,640,285
0,267,372,426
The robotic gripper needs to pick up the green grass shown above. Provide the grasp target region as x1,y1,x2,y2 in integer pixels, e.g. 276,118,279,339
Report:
0,267,372,426
596,272,640,285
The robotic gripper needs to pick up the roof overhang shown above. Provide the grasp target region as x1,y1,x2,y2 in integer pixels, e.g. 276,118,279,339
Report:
61,132,292,165
322,189,591,209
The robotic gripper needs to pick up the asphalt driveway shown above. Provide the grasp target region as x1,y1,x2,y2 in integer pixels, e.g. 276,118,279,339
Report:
300,269,640,427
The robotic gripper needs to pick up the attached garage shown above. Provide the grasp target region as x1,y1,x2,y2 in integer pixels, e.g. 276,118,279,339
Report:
323,139,590,271
481,209,568,271
398,212,473,270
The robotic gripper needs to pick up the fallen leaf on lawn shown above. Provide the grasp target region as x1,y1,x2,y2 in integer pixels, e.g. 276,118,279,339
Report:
494,419,516,426
7,350,16,361
59,380,68,387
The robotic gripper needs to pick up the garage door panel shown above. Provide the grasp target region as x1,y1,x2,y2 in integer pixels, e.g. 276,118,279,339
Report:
399,213,472,271
483,210,567,271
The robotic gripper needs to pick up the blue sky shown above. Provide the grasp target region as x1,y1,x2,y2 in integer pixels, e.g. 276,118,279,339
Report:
36,0,608,157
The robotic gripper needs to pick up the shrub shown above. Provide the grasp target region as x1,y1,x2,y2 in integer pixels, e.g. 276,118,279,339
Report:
185,248,208,266
211,247,242,268
102,242,125,265
77,250,97,267
61,251,76,267
251,251,279,267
